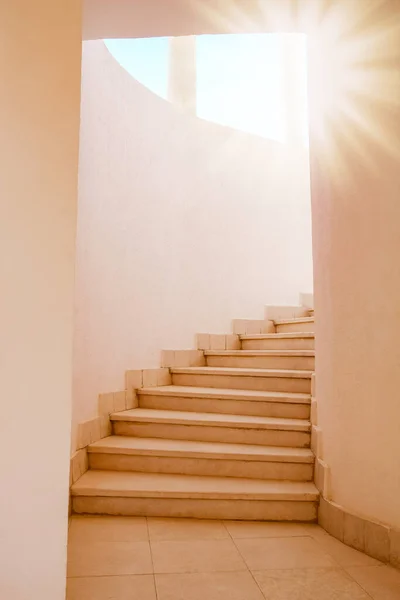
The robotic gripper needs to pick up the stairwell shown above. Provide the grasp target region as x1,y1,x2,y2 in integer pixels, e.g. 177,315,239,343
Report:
71,307,318,521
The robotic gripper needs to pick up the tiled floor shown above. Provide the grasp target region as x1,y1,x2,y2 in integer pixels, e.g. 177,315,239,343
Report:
67,516,400,599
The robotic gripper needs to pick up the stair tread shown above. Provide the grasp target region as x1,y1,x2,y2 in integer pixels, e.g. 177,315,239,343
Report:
88,435,314,462
138,385,310,403
71,470,319,500
110,408,311,430
171,366,313,378
274,317,315,325
204,350,315,356
241,332,315,340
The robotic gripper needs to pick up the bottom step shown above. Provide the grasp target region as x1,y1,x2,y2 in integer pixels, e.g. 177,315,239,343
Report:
71,470,319,521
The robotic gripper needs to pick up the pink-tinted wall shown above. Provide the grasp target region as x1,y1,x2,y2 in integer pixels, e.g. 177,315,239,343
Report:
309,5,400,529
1,1,81,598
72,41,313,449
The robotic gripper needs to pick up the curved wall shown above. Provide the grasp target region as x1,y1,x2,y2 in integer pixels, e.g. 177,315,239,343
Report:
309,5,400,530
72,41,313,449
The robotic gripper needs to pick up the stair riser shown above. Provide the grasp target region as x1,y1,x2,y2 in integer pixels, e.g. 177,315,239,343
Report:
73,496,318,521
275,322,315,333
112,421,311,448
172,373,311,394
89,453,314,481
241,338,314,351
206,355,315,370
139,394,310,419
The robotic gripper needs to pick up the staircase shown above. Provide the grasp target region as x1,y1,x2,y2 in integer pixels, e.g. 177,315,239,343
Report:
72,311,318,520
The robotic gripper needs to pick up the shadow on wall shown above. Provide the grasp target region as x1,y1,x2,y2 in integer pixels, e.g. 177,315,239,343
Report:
72,40,313,451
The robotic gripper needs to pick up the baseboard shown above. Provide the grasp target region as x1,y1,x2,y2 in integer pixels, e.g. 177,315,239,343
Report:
319,496,400,569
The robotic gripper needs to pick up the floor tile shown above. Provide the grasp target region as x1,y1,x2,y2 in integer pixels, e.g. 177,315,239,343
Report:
347,565,400,600
225,520,307,539
151,539,247,574
304,526,383,568
66,574,156,600
253,567,371,600
235,536,336,570
68,515,148,543
155,571,264,600
67,541,153,577
147,517,228,541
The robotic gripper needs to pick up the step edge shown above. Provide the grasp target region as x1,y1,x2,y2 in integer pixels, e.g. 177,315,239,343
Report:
110,411,312,431
240,333,315,340
138,387,311,403
87,439,315,463
71,478,319,501
72,490,320,501
274,317,315,325
204,350,315,357
171,367,313,379
71,470,319,483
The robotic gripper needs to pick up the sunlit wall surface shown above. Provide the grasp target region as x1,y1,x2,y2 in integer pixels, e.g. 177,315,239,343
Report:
104,34,308,145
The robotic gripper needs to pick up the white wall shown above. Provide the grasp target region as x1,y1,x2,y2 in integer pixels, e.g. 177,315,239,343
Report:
0,2,81,599
72,40,313,449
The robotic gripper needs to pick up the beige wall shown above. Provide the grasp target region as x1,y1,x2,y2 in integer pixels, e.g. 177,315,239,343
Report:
309,3,400,529
0,2,81,598
72,41,313,451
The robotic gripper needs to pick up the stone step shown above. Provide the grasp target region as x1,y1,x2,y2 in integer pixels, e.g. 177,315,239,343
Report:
71,470,319,521
241,332,315,351
205,350,315,371
87,435,314,481
111,408,311,447
138,385,311,419
275,317,315,333
171,366,312,394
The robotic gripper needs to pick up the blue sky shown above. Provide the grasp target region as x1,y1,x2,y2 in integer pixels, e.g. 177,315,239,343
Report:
105,37,170,98
104,34,307,144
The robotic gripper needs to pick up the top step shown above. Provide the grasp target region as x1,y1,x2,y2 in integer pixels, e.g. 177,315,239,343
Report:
274,317,315,334
241,332,314,351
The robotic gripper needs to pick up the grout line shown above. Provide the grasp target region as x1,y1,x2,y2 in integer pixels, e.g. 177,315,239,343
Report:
341,566,379,600
146,517,159,600
301,531,345,570
221,523,375,598
67,573,154,580
67,568,255,579
305,529,380,597
66,562,379,580
222,521,269,599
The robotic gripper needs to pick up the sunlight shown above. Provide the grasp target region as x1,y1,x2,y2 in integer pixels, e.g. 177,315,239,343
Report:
103,1,400,173
104,33,309,146
306,0,400,184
